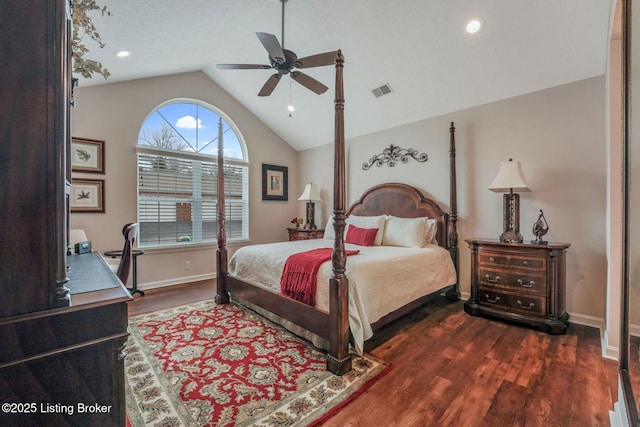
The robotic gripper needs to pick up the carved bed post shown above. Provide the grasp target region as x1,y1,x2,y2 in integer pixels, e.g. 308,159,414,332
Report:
215,117,230,304
328,50,352,375
446,121,460,301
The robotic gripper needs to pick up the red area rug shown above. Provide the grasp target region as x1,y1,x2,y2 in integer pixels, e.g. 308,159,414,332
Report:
125,300,390,426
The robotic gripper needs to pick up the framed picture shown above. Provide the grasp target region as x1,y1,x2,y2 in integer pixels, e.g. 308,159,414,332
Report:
71,137,105,173
262,164,288,201
70,179,105,213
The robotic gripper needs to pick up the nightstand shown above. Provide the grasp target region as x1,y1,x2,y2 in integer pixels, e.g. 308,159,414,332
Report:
463,238,570,334
287,227,324,241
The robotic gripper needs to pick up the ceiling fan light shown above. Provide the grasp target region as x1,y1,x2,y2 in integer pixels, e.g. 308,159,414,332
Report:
465,18,484,34
218,0,334,97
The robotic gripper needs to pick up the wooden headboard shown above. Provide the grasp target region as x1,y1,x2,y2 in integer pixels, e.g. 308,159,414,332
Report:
346,182,449,248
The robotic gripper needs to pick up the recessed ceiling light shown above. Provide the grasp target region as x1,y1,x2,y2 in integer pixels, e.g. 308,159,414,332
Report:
115,49,131,58
465,18,484,34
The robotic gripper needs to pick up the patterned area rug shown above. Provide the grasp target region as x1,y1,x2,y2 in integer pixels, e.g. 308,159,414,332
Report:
125,300,390,426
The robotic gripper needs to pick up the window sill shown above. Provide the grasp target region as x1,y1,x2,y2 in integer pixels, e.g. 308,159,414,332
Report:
138,240,251,255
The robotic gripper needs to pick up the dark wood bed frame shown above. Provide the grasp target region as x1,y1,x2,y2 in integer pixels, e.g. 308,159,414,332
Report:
214,51,459,375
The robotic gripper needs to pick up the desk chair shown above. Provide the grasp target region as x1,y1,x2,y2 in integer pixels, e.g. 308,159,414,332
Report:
115,222,138,285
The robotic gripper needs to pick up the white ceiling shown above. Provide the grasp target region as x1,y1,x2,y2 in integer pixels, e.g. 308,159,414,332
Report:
80,0,613,151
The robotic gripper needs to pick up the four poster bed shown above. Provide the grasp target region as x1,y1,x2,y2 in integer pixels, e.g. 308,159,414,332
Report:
215,51,460,375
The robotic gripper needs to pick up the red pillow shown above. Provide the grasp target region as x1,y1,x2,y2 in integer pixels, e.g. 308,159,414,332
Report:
345,225,378,246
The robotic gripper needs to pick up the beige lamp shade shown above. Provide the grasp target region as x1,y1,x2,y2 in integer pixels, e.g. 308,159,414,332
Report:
298,183,322,201
488,159,531,193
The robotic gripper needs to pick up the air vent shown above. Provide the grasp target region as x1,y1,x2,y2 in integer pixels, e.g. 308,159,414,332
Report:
371,83,394,98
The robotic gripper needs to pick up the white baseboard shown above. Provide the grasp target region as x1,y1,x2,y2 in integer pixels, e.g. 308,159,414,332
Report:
566,311,621,360
603,343,620,361
611,380,630,427
137,273,216,291
568,311,604,330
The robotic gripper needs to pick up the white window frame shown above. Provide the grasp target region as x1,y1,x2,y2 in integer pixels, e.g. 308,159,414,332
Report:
136,101,249,249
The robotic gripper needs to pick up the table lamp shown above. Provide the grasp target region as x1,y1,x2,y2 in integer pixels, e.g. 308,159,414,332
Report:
298,183,322,230
488,159,531,243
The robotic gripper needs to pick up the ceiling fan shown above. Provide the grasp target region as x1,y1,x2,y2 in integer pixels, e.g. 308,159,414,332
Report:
216,0,337,97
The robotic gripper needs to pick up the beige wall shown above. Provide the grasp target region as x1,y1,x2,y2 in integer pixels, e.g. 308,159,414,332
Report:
71,71,300,287
73,70,609,326
300,76,608,324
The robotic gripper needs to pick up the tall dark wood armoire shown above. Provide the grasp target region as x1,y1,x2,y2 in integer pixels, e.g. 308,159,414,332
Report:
0,2,131,425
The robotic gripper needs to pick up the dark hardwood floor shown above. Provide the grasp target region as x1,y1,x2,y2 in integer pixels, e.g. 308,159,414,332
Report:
127,281,618,426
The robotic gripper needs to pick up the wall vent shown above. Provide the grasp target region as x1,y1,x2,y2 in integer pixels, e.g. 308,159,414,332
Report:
371,83,393,98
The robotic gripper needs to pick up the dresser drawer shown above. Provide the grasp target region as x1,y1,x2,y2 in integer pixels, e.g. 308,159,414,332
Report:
287,228,324,241
478,286,546,317
477,267,546,294
289,234,308,241
478,249,546,272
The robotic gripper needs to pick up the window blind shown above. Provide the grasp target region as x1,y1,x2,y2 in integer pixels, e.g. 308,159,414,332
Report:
137,152,248,247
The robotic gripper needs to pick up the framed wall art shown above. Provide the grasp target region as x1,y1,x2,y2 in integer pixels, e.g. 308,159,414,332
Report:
71,137,105,173
70,179,105,213
262,163,288,201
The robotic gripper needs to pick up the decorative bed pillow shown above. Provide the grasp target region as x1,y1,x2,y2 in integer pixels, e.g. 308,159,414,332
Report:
382,216,427,248
345,225,378,246
347,215,386,245
323,214,386,245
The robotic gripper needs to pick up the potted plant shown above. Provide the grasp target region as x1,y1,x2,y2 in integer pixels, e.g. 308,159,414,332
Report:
71,0,111,79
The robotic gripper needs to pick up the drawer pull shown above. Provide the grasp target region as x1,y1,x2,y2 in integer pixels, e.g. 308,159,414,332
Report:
523,260,529,266
517,300,535,310
506,256,511,261
489,257,495,262
516,278,535,288
485,274,500,283
484,294,500,304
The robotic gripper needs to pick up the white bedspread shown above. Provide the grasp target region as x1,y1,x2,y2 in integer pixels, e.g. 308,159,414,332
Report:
228,238,457,354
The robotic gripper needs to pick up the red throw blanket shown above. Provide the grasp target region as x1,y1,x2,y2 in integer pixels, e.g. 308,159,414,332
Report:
280,248,360,305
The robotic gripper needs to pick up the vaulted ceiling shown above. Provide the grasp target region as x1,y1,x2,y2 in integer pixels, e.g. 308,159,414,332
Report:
79,0,614,151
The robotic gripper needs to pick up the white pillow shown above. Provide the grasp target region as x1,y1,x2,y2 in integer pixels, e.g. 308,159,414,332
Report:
323,214,386,246
323,215,336,240
382,216,427,248
424,218,438,246
381,216,439,248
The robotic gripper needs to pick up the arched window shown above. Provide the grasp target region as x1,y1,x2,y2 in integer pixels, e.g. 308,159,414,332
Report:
136,100,249,248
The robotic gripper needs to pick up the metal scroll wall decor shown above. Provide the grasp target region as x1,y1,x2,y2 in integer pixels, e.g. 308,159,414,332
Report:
362,144,428,170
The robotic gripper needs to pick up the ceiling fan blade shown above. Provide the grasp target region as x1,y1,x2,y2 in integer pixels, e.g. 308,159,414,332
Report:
290,71,329,95
256,32,285,64
294,51,338,69
258,73,282,96
217,64,272,70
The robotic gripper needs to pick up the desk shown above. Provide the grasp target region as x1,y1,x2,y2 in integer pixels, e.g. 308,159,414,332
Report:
103,249,145,296
67,253,121,294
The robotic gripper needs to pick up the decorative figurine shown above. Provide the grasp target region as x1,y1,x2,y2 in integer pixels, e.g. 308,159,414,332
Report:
531,209,549,244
